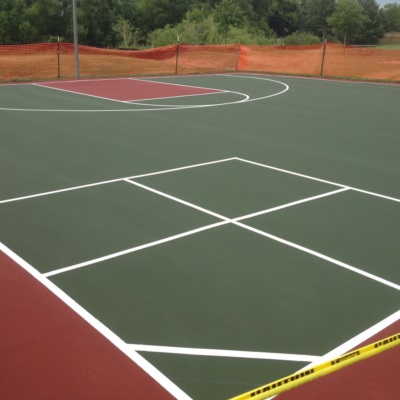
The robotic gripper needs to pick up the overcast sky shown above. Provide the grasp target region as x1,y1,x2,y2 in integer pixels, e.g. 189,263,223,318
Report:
376,0,400,6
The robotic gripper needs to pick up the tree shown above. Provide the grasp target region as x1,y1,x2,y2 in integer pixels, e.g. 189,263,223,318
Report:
76,0,119,47
327,0,367,45
113,18,140,48
269,0,300,37
135,0,192,36
381,3,400,32
214,0,246,43
303,0,336,40
354,0,384,44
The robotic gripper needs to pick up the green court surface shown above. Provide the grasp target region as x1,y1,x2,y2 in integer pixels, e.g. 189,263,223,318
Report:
1,74,399,400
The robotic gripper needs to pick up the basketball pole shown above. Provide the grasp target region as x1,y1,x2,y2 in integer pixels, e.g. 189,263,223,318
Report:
72,0,80,80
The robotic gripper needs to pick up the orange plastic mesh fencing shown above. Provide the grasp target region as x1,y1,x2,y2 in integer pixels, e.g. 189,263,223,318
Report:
238,43,400,81
1,42,399,82
0,43,239,81
238,44,324,76
176,44,239,74
322,44,400,81
0,43,178,80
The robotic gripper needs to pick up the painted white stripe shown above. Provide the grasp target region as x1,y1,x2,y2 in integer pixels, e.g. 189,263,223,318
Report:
125,179,230,221
233,221,400,291
44,185,345,277
128,90,249,107
234,188,350,221
235,157,400,203
1,75,289,112
300,309,400,371
128,157,236,180
128,344,320,363
34,82,131,105
0,242,193,400
0,157,236,204
43,221,229,277
42,180,400,294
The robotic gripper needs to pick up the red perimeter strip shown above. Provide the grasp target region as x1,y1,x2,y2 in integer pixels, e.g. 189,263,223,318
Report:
39,78,220,101
0,250,176,400
278,322,400,400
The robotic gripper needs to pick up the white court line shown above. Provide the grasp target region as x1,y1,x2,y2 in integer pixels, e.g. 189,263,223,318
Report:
127,91,249,108
3,156,400,290
300,308,400,370
0,157,236,204
124,178,229,220
43,184,345,277
233,220,400,291
3,155,399,205
131,77,228,92
35,78,228,106
234,187,350,221
0,75,289,112
43,181,400,293
235,157,400,203
0,242,193,400
33,82,134,105
43,221,229,277
128,344,320,363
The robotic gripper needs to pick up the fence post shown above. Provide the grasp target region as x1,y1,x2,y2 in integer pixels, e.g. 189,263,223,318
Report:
57,37,60,79
236,43,240,72
175,44,180,75
320,40,327,77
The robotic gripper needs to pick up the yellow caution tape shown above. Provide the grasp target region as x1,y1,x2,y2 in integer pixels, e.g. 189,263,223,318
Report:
228,332,400,400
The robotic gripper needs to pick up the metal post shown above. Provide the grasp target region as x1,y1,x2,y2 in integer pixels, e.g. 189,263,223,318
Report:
57,36,60,79
175,44,180,75
320,39,327,77
72,0,80,79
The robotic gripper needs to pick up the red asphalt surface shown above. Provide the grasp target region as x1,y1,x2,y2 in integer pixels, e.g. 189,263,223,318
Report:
38,78,221,101
277,322,400,400
0,250,176,400
1,247,399,400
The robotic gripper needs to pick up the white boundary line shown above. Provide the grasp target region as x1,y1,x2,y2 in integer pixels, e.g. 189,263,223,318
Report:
4,156,400,290
0,75,289,112
0,157,236,204
41,178,400,292
301,309,400,370
127,91,249,107
236,157,400,203
33,82,133,105
43,188,347,278
43,221,229,277
2,156,399,205
0,242,193,400
128,344,320,363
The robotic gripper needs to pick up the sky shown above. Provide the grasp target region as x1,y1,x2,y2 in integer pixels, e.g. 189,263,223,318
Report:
376,0,400,6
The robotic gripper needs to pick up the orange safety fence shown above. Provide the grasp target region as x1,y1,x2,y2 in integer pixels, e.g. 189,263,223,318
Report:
238,43,400,81
1,42,399,82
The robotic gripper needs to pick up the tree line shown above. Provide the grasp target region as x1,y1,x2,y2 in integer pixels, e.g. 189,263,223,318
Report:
0,0,399,47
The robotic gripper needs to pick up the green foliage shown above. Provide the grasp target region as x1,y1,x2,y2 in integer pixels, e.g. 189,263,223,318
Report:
381,3,400,32
269,0,300,37
283,31,321,45
0,0,394,48
302,0,336,40
113,18,141,48
225,26,276,44
327,0,368,45
214,0,246,43
354,0,384,45
148,12,219,46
